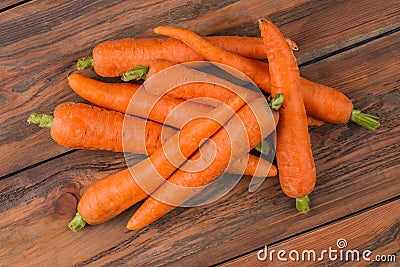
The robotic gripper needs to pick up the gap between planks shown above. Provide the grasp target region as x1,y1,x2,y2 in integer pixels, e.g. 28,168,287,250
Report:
2,24,398,181
0,0,33,13
217,195,400,266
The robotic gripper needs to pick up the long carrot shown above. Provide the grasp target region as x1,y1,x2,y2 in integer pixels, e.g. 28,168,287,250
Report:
68,73,211,129
77,36,270,77
259,19,316,212
123,58,262,105
153,26,379,130
143,60,262,106
126,98,279,230
27,102,174,155
69,94,247,230
28,101,274,177
123,59,326,127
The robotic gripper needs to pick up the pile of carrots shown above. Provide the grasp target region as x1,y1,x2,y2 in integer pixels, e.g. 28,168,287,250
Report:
28,20,379,232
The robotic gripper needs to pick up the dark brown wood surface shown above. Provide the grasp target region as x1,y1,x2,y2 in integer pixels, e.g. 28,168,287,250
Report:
0,0,399,266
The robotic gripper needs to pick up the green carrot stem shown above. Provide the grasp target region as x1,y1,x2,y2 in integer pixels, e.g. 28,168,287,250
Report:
121,65,149,81
255,140,273,156
68,213,87,232
296,196,310,213
269,93,284,111
27,113,53,128
77,56,94,70
350,109,380,131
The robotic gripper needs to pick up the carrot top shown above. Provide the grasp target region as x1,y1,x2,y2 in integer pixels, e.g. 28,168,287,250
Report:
27,113,54,128
77,56,94,70
121,65,149,81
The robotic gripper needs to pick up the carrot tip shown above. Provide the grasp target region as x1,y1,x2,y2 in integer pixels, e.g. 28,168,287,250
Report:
68,213,87,232
350,109,380,130
258,18,270,24
121,65,149,81
27,113,53,128
77,56,94,70
296,196,310,213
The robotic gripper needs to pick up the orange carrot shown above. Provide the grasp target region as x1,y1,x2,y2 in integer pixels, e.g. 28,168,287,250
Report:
153,26,379,130
259,20,316,212
127,98,279,230
27,102,174,155
77,36,270,77
69,94,247,231
68,73,212,129
124,59,325,127
143,59,261,105
307,116,325,127
28,96,275,179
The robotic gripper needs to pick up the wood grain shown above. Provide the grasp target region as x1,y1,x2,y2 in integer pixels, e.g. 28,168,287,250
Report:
0,0,28,11
0,29,398,266
1,0,399,177
222,199,400,266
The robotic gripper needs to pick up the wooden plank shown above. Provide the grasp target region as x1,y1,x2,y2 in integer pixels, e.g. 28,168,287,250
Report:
0,31,398,266
212,0,400,64
0,0,307,177
0,0,28,11
222,199,400,266
1,0,399,177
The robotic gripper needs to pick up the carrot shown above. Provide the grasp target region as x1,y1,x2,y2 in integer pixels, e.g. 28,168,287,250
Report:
126,98,279,230
68,73,211,129
28,99,276,179
77,36,270,77
123,59,326,127
69,94,247,231
259,19,316,212
27,102,174,155
153,26,379,130
307,116,325,127
143,59,261,105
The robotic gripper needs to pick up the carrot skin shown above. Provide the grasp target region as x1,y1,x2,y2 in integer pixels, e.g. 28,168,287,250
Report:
68,73,215,129
307,116,325,127
78,169,148,224
144,59,261,105
51,102,171,154
232,154,277,177
127,93,247,195
33,101,275,178
153,26,353,124
76,95,247,226
133,59,324,127
92,36,269,77
127,99,279,230
77,151,277,226
259,20,316,198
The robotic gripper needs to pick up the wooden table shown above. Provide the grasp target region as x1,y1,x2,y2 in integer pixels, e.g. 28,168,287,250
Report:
1,0,399,266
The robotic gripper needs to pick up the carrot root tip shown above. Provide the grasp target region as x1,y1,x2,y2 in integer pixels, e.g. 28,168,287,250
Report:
27,113,53,128
77,56,94,70
121,65,149,81
258,18,270,24
68,213,87,232
296,196,310,213
350,109,380,131
269,93,284,111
